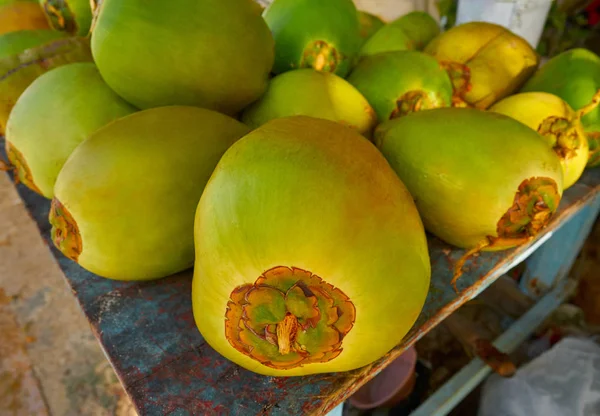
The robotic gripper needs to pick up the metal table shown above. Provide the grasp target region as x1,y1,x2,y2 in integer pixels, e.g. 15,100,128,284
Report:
8,165,600,415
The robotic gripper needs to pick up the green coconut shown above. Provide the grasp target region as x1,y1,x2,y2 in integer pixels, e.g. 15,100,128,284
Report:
50,106,250,280
360,11,440,58
394,11,440,50
347,50,453,122
241,68,377,136
39,0,92,36
586,123,600,168
263,0,361,77
91,0,274,114
5,62,137,199
0,29,66,59
358,10,384,45
374,108,563,287
520,48,600,168
489,91,595,189
0,36,92,135
522,49,600,127
192,115,430,376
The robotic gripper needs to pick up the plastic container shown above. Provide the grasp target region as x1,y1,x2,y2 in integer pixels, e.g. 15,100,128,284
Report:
354,0,424,21
456,0,553,48
349,346,418,410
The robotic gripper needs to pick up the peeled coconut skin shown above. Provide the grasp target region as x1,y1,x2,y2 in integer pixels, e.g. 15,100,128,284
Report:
50,106,250,281
39,0,93,36
241,69,377,136
0,29,65,59
374,108,564,250
193,116,430,377
263,0,361,77
5,62,137,199
360,11,439,58
91,0,274,114
522,48,600,128
490,92,590,190
0,0,50,35
425,22,539,109
0,36,93,135
347,51,453,122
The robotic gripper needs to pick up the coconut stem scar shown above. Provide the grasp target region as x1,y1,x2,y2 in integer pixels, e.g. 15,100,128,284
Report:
276,313,299,355
44,3,66,29
452,235,533,293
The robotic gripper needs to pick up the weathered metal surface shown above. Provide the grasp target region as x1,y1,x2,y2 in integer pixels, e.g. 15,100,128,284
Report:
520,195,600,296
5,161,600,415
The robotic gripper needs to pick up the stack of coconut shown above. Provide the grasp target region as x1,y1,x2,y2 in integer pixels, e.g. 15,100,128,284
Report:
0,0,599,377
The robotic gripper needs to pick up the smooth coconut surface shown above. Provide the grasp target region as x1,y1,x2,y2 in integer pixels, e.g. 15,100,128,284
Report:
374,108,564,250
50,106,250,280
5,62,137,198
586,123,600,167
91,0,274,114
522,48,600,128
0,29,65,59
347,50,453,122
359,11,439,57
241,68,377,136
357,10,384,46
490,92,590,189
391,12,440,50
193,116,430,376
0,36,93,135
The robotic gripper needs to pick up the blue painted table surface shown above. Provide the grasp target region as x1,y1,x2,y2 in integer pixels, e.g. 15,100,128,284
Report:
8,165,600,416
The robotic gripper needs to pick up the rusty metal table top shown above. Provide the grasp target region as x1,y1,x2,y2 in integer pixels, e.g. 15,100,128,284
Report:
9,167,600,415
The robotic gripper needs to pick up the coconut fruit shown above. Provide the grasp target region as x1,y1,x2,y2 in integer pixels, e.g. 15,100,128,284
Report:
50,106,250,280
357,10,384,46
0,29,65,59
522,48,600,128
347,51,453,122
5,62,137,198
374,108,563,288
192,116,430,376
241,69,377,136
0,0,50,34
520,48,600,168
393,11,440,50
0,36,92,135
359,11,439,58
263,0,361,77
91,0,274,114
586,124,600,168
490,91,600,189
39,0,92,36
425,22,539,109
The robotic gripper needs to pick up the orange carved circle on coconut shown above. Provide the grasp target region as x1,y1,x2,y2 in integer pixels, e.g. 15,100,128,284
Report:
224,266,356,370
